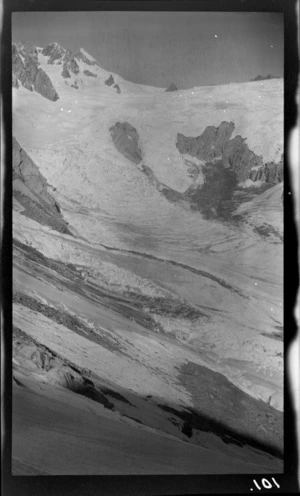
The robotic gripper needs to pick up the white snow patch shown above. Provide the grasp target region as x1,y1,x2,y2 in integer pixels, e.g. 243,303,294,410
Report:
79,48,97,63
239,179,264,188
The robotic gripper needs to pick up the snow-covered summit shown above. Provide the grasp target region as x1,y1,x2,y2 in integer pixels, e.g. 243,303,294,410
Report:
76,47,98,65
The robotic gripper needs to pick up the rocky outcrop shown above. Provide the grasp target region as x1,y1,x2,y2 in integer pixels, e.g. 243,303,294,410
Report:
177,121,234,163
251,74,276,82
249,155,283,184
114,83,121,94
12,43,59,101
34,70,60,101
61,65,71,78
165,83,178,92
105,74,114,86
176,121,282,184
13,137,72,234
62,55,80,75
71,81,78,89
41,43,67,64
222,135,263,182
83,69,97,77
109,122,142,164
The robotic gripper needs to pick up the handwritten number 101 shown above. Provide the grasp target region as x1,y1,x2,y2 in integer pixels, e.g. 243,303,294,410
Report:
253,478,280,490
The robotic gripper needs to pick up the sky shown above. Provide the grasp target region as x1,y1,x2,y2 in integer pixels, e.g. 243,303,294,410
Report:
12,11,283,88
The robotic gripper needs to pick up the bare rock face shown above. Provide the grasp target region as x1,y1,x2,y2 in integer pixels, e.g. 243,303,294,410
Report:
177,121,234,163
34,69,60,101
61,65,71,78
248,157,283,184
12,43,59,101
105,74,114,86
42,43,67,64
176,121,282,184
114,83,121,94
222,135,263,182
109,122,142,164
13,137,71,234
165,83,178,92
62,55,80,75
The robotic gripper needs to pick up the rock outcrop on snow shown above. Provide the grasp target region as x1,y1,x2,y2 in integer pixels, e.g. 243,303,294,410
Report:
251,74,277,81
165,83,178,92
109,122,142,164
176,121,283,184
41,43,68,64
248,154,283,184
105,74,115,86
13,137,71,234
114,83,121,94
62,55,80,76
83,69,97,77
12,43,59,101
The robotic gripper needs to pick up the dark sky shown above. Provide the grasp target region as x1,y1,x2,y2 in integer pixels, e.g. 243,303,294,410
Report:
12,11,283,88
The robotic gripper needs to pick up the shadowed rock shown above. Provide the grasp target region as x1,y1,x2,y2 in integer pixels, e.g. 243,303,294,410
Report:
61,65,71,78
109,122,142,164
42,43,66,64
249,155,283,184
165,83,178,92
177,121,282,184
105,74,115,86
12,43,59,101
251,74,277,82
13,137,72,234
83,69,97,77
62,55,80,75
177,121,234,163
114,83,121,94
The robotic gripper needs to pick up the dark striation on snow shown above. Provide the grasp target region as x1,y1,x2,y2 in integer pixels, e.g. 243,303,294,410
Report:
165,83,178,92
83,69,97,77
13,137,72,235
12,43,60,101
105,74,115,86
109,122,142,164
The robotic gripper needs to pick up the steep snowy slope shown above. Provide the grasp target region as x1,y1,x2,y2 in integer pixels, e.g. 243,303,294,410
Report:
12,43,284,474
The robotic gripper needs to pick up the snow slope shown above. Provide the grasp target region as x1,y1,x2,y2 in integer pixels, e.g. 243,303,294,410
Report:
12,44,284,474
